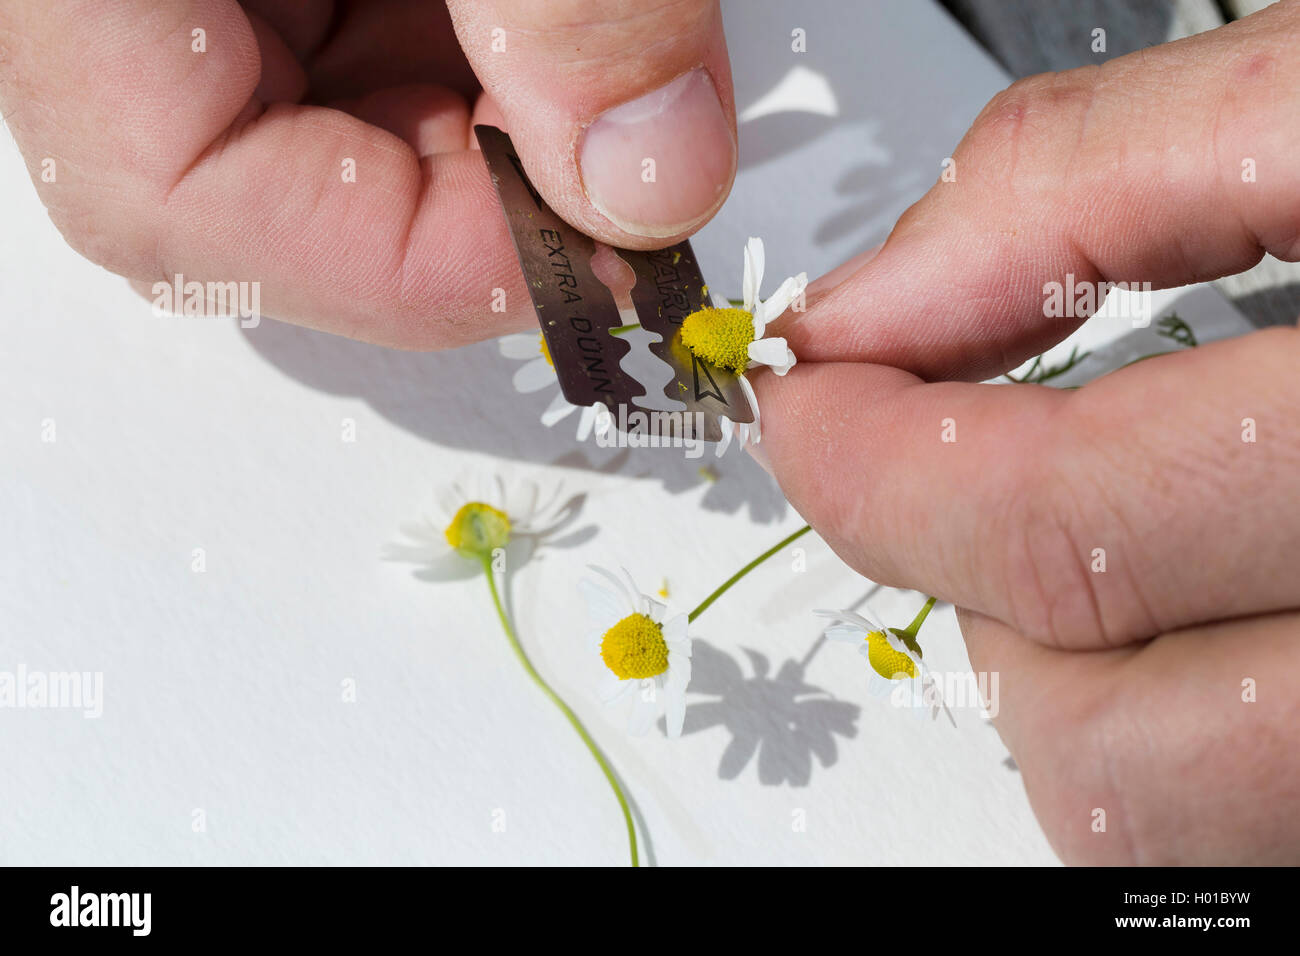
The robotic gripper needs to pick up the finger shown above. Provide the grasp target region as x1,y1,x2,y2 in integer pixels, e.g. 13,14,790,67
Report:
243,9,307,103
783,1,1300,381
959,607,1300,864
239,0,333,62
330,85,472,158
0,0,533,348
305,0,481,102
757,325,1300,649
446,0,737,248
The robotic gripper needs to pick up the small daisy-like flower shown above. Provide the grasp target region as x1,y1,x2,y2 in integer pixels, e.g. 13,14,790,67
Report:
499,332,612,441
383,475,570,580
815,608,919,681
581,567,693,737
816,607,955,724
680,237,805,377
678,238,806,450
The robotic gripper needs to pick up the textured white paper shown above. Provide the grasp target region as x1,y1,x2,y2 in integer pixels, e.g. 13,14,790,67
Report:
0,1,1255,865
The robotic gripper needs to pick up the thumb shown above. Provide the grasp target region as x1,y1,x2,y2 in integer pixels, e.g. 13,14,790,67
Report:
447,0,737,249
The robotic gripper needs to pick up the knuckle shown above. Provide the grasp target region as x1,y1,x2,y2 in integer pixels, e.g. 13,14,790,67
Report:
44,194,154,278
960,68,1100,191
992,415,1138,650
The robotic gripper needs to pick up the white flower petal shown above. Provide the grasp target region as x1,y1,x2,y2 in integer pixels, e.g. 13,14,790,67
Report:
823,624,867,644
642,596,667,623
512,358,557,394
409,548,478,581
627,687,659,736
661,614,690,646
499,332,543,361
434,486,462,519
738,375,761,445
816,607,888,634
588,565,634,611
580,577,626,634
747,336,796,375
742,237,765,313
756,272,807,328
667,648,692,686
575,403,612,442
664,681,687,738
713,416,734,457
618,568,646,610
599,672,634,703
540,390,578,427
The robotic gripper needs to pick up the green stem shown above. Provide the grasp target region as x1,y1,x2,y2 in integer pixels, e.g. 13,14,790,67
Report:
480,558,639,867
688,525,812,623
608,323,641,336
890,594,938,657
899,595,937,638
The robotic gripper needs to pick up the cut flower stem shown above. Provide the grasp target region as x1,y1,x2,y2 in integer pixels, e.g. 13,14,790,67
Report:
480,556,639,867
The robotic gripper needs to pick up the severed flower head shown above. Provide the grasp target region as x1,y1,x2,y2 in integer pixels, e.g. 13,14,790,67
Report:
581,567,693,737
384,475,573,580
499,331,612,442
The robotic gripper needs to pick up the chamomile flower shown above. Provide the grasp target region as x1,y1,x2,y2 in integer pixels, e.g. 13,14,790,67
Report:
816,606,955,724
678,237,806,449
815,608,919,681
499,332,612,441
581,567,693,737
680,237,805,377
383,475,570,581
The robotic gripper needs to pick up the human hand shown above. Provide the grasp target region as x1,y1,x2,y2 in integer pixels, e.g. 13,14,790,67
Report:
0,0,737,347
755,1,1300,863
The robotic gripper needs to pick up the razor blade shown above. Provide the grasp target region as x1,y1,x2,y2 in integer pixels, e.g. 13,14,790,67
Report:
475,125,753,443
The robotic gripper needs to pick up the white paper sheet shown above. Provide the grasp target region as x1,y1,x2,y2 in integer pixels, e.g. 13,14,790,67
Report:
0,0,1257,865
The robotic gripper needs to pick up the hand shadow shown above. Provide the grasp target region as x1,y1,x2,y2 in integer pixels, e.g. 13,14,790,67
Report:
239,321,790,523
663,640,860,787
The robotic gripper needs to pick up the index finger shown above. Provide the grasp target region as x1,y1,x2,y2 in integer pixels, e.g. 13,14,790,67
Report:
0,0,531,348
782,1,1300,381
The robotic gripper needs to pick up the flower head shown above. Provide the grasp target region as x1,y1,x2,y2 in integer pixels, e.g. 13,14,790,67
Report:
499,332,612,441
443,501,511,559
678,238,805,452
816,606,955,725
384,475,571,580
582,567,693,737
680,237,805,377
815,608,919,680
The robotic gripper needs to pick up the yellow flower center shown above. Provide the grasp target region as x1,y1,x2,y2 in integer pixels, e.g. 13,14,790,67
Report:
600,613,670,680
867,630,917,681
444,502,511,558
538,332,554,368
679,307,754,373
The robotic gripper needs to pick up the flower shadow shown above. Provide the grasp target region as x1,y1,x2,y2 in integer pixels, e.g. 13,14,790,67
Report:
663,640,860,787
